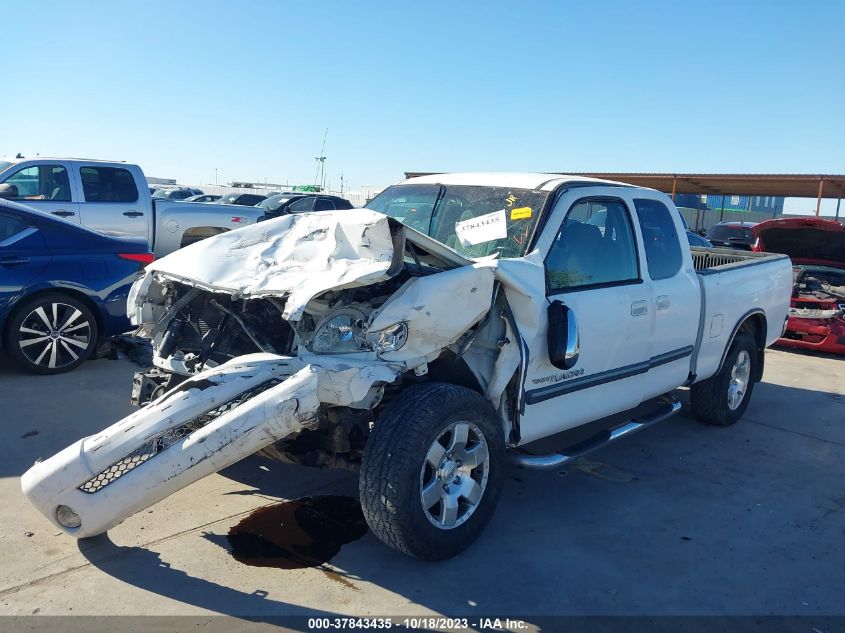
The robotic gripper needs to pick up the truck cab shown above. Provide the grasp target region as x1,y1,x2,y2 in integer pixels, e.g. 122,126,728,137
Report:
0,158,263,256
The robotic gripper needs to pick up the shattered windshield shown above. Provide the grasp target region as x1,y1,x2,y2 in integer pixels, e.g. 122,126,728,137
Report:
367,184,550,258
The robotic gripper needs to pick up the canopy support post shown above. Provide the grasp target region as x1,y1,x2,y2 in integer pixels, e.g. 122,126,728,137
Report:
816,178,824,216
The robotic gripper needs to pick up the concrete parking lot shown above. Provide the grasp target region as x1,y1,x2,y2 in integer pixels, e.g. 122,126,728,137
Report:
0,347,843,619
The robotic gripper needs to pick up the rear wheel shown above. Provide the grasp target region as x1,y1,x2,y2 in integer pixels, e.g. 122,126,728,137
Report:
359,383,505,560
690,331,756,426
5,293,98,374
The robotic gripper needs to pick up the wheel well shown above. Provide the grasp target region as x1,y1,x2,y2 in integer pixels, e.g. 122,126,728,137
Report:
421,352,485,394
739,313,767,348
180,226,228,247
737,312,767,382
2,288,104,349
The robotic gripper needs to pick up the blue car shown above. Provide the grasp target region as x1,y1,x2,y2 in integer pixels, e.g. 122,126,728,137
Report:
0,199,153,374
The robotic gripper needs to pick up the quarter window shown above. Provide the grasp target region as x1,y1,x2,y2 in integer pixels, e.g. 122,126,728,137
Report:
0,212,28,241
3,165,71,202
633,199,683,280
288,197,314,212
314,197,335,211
79,166,138,203
545,199,639,292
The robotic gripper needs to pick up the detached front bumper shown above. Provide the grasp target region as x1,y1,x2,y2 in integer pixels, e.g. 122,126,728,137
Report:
21,354,321,538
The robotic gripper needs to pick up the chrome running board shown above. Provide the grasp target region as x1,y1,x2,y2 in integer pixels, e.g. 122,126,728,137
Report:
508,395,681,470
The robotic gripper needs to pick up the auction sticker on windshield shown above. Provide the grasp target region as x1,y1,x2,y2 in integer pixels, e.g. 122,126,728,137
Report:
455,209,508,246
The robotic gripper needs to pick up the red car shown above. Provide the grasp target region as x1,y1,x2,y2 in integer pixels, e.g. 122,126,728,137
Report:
753,217,845,355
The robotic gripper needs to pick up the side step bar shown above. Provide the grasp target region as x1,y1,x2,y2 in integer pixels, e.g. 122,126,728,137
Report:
508,395,681,470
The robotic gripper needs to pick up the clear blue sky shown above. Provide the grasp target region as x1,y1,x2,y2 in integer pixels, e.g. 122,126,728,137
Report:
2,0,843,213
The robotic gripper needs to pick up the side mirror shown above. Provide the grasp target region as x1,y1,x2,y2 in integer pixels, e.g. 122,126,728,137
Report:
547,300,579,369
0,183,19,200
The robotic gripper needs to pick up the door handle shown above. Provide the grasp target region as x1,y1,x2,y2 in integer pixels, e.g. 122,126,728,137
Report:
123,211,144,217
1,256,30,266
656,295,671,310
52,210,75,217
631,300,648,316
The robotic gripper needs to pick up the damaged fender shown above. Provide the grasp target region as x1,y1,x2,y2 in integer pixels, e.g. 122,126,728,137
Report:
22,354,352,538
371,264,497,364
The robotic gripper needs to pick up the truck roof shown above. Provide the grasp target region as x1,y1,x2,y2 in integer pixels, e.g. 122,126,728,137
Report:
401,172,637,191
2,156,129,166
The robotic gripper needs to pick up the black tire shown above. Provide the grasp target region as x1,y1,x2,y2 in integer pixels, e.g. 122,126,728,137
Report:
690,331,756,426
359,382,505,560
4,292,98,374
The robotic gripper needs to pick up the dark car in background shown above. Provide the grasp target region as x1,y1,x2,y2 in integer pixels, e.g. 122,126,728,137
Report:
257,193,354,219
152,187,204,201
705,221,757,250
0,199,153,374
184,194,222,203
217,192,267,206
686,230,713,248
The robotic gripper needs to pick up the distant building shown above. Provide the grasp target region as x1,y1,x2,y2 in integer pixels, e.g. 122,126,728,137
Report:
700,194,784,214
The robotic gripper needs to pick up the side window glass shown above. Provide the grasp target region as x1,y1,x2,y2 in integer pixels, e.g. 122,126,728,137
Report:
3,165,71,202
545,199,639,291
80,167,139,203
0,212,28,242
314,197,335,211
288,197,314,212
633,199,683,280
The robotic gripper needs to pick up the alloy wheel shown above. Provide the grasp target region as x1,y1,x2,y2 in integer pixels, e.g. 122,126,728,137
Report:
17,302,92,370
419,421,490,530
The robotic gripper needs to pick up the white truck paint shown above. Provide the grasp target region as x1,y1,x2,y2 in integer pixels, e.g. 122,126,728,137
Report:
21,173,793,556
0,158,263,256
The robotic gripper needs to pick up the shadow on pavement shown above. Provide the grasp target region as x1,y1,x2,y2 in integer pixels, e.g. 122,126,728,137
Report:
77,534,345,620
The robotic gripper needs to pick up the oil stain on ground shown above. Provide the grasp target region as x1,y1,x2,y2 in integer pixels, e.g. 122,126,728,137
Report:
225,495,367,569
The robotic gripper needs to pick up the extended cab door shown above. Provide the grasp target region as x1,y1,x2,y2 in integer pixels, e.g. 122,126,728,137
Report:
630,196,701,396
0,162,81,223
74,164,149,239
518,189,654,445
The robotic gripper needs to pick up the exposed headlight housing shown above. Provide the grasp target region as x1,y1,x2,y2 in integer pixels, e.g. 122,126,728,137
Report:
367,322,408,353
310,309,408,355
311,309,369,353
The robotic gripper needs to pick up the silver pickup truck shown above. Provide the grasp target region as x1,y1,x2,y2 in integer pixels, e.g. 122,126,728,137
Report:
0,158,263,256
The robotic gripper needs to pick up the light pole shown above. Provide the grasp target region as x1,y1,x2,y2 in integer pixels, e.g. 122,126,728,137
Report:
215,168,218,185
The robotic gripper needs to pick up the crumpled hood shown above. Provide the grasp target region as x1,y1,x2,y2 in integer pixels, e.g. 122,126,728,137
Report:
753,218,845,268
131,208,472,321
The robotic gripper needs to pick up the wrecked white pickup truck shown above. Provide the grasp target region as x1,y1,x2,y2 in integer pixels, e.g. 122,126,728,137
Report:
22,173,793,560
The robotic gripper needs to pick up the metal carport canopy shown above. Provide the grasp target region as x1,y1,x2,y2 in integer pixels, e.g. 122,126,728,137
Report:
402,172,845,215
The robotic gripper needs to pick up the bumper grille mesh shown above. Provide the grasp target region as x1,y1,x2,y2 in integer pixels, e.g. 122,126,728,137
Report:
78,379,282,494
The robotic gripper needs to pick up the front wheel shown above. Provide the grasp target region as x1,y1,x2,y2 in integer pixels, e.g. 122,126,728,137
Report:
359,383,505,560
690,331,757,426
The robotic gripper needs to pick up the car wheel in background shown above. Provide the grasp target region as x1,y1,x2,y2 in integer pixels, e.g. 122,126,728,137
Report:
5,292,98,374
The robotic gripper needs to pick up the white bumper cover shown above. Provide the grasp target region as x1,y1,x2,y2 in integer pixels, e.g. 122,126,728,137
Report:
21,354,324,538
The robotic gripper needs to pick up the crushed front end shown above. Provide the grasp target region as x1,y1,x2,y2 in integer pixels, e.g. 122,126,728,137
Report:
22,209,505,537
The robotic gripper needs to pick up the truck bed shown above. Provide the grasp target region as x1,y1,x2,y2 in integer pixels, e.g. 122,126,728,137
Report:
691,246,786,273
690,247,792,383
